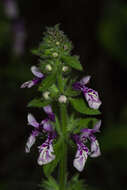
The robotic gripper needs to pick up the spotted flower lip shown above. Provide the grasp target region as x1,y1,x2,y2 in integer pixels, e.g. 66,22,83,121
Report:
72,120,101,172
20,66,44,88
73,135,89,172
73,76,102,109
37,132,56,165
25,105,55,153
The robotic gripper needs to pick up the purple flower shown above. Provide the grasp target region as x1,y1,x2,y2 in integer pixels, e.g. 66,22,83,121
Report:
21,66,44,88
3,0,18,19
73,120,101,172
73,76,102,109
81,120,101,158
73,135,89,172
25,105,55,153
37,132,56,165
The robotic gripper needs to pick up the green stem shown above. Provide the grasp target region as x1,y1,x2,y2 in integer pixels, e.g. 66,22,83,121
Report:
59,104,68,190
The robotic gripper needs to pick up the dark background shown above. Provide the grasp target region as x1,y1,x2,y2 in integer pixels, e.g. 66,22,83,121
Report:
0,0,127,189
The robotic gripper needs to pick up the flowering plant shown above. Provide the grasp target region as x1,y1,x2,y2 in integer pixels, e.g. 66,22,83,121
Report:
21,25,102,190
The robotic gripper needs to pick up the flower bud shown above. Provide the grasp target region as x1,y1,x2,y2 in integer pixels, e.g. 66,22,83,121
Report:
45,64,52,71
58,95,67,103
43,91,50,100
62,66,69,72
52,52,58,57
56,41,60,45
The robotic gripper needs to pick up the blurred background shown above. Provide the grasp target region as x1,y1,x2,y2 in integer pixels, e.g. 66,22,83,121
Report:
0,0,127,189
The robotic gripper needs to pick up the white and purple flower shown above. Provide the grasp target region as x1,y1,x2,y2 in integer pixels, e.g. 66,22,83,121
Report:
25,105,55,153
73,76,102,109
21,66,44,88
37,132,56,165
73,135,89,172
73,120,101,172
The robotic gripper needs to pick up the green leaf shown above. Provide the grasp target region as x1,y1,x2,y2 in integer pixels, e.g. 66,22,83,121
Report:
62,55,83,71
43,138,62,177
40,176,59,190
39,72,56,91
57,72,64,93
27,99,50,108
54,116,62,135
73,118,98,133
65,88,80,97
70,98,101,115
67,174,86,190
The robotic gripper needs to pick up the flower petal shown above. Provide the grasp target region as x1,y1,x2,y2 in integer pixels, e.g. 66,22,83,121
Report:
43,105,53,114
20,80,34,88
43,105,55,121
90,140,101,158
43,121,53,132
80,76,91,85
84,89,102,109
31,66,44,78
37,143,55,165
93,120,101,132
27,113,39,128
73,149,88,172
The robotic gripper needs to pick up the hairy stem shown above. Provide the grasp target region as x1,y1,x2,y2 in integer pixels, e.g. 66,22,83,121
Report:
59,104,68,190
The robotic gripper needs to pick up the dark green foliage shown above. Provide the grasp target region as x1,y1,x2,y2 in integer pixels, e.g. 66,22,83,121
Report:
27,98,50,108
67,175,86,190
40,176,59,190
61,55,83,71
38,72,57,92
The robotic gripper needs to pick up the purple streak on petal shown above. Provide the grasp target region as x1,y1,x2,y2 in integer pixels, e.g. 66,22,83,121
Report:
83,88,102,109
20,80,34,88
90,140,101,158
73,142,88,172
25,130,39,153
73,82,83,91
37,135,55,165
80,76,91,85
31,66,44,78
27,113,39,128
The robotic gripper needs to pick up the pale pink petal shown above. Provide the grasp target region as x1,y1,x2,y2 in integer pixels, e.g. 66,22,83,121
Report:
31,66,43,78
73,149,88,172
25,134,36,153
20,80,34,88
27,113,39,128
90,140,101,158
80,76,91,85
93,120,101,132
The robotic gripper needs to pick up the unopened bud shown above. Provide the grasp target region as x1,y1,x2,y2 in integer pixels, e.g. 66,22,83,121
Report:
58,95,67,103
43,91,50,100
52,52,58,57
56,41,60,45
62,66,69,72
45,64,52,71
